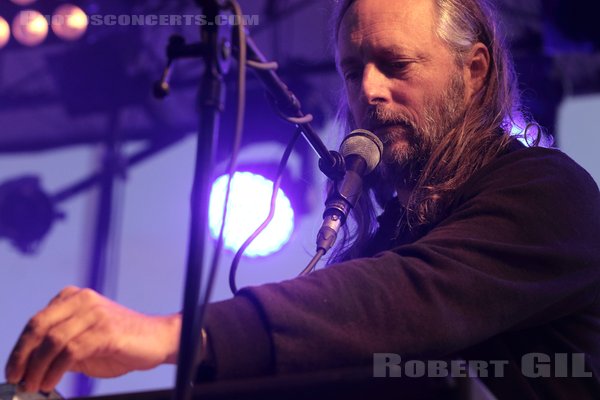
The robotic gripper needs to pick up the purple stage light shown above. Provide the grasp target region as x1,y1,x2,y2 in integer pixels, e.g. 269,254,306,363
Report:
209,172,295,257
0,17,9,49
12,10,48,47
51,4,88,41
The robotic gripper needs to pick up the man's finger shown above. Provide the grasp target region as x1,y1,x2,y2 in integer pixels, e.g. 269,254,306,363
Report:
27,337,86,393
5,288,95,385
21,311,98,393
47,286,81,306
39,329,111,393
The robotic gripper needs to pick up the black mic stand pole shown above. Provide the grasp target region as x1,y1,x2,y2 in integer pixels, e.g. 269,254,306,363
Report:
174,1,232,400
149,2,347,398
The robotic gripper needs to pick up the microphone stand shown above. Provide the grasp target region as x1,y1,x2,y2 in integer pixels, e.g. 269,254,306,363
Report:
174,1,232,400
153,2,348,399
0,6,349,399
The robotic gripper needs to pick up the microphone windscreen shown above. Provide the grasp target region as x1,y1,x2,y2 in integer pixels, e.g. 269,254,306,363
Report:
339,129,383,174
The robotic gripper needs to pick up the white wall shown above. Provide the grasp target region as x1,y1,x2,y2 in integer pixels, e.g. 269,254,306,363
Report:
0,146,96,397
557,95,600,186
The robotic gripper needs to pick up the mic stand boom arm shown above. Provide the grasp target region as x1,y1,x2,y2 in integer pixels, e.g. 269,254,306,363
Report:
155,29,346,181
239,35,346,180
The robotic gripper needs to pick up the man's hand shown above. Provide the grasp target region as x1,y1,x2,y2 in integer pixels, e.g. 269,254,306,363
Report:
4,286,181,393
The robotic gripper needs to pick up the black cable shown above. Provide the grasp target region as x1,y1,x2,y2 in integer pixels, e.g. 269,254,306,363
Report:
201,0,247,310
174,4,246,398
229,127,302,294
299,249,325,276
225,43,315,294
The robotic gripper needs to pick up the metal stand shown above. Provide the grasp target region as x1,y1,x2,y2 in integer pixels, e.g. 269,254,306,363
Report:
156,1,349,397
75,112,125,397
174,2,232,400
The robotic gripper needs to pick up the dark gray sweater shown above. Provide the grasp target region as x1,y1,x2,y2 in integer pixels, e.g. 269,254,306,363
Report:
203,144,600,399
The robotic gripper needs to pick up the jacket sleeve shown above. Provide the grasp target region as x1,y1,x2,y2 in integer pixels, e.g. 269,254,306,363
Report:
203,147,600,379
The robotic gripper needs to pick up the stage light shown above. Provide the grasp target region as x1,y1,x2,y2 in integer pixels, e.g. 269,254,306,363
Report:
0,17,10,49
209,172,295,257
0,176,60,254
10,0,37,5
51,4,88,41
12,10,48,47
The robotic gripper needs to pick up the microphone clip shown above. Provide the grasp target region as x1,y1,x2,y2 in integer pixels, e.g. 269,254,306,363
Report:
318,150,346,181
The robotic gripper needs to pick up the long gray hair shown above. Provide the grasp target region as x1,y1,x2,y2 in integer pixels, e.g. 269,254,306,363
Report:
329,0,529,263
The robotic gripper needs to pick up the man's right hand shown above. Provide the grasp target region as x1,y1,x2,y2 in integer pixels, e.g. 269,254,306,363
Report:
4,286,181,393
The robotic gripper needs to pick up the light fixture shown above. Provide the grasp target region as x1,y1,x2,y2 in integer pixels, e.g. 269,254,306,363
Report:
52,4,88,41
0,17,10,49
0,176,61,254
12,10,48,47
209,172,295,257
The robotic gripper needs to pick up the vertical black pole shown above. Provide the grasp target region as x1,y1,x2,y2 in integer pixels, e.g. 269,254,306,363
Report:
174,2,231,400
75,113,123,397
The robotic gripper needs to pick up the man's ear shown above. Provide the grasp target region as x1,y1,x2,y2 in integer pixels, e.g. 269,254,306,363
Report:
464,42,490,100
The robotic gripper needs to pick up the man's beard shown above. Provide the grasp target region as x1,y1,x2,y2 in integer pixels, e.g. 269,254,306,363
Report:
363,73,467,191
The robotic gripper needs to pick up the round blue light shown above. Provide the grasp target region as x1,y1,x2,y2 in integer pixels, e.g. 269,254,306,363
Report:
209,172,295,257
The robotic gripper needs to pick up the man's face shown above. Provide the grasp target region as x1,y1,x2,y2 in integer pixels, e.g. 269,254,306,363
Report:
337,0,468,183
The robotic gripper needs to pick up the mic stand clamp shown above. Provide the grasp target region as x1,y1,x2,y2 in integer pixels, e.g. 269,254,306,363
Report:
154,35,206,99
319,150,346,182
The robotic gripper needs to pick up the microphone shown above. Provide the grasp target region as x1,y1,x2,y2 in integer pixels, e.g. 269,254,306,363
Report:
316,129,383,254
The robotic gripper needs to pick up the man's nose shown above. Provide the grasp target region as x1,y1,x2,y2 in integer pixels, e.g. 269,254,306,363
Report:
361,63,390,105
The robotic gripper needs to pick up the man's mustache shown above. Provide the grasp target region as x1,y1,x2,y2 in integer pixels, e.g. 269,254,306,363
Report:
362,107,417,136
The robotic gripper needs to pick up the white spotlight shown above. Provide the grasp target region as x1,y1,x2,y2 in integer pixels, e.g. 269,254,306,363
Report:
12,10,48,47
52,4,88,41
0,17,10,49
209,172,295,257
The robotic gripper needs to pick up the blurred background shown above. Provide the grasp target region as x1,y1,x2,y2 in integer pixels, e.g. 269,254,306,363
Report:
0,0,599,397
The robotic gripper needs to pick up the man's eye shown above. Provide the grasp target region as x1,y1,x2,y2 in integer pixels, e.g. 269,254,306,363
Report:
344,70,361,82
392,62,409,69
383,61,411,77
388,60,413,71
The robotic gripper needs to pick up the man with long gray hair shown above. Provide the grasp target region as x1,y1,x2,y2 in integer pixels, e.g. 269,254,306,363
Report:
5,0,600,398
